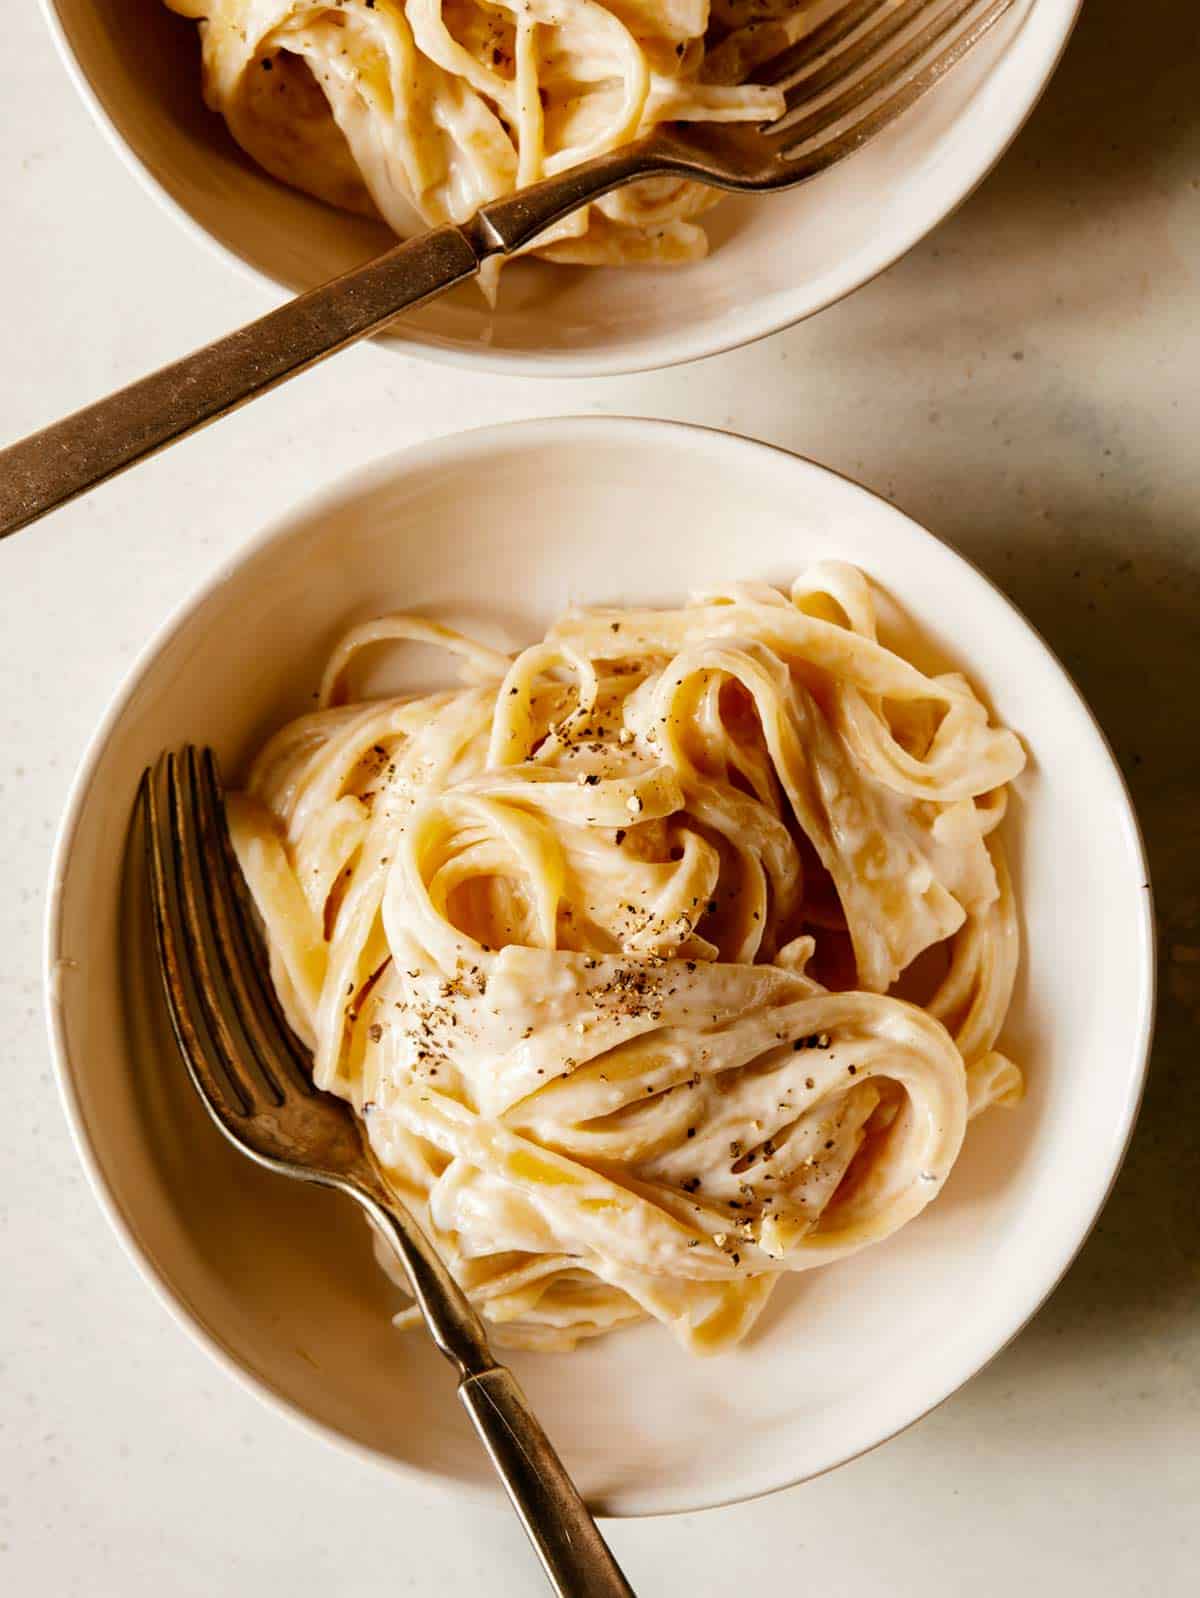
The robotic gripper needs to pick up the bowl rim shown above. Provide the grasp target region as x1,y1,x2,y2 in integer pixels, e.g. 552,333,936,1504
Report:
40,0,1083,378
44,415,1156,1516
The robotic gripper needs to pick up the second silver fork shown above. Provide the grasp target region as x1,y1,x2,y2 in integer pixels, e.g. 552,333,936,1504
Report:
142,745,636,1598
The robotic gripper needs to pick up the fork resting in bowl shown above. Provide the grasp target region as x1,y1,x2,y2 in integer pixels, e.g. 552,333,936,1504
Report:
142,745,636,1598
0,0,1015,540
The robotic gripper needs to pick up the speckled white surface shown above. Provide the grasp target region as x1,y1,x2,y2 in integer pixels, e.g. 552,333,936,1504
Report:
2,2,1198,1593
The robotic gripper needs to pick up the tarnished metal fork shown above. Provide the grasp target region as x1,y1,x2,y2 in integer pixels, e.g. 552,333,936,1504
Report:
0,0,1016,538
141,746,636,1598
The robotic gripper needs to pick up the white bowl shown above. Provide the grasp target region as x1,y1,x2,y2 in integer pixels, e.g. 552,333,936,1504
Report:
44,0,1080,376
46,417,1153,1516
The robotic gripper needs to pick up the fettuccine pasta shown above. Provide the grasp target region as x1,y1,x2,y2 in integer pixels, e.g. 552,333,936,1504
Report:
164,0,811,294
229,564,1027,1353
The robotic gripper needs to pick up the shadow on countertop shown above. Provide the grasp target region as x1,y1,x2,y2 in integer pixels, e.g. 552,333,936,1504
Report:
888,0,1200,339
970,504,1198,1369
911,0,1200,1369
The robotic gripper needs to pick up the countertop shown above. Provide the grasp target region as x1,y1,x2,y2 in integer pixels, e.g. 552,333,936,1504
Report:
2,1,1197,1592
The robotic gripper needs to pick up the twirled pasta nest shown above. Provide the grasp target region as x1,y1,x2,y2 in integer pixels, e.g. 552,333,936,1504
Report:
230,564,1027,1353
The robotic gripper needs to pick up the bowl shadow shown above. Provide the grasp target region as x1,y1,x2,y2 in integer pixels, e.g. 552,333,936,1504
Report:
867,0,1200,341
934,493,1197,1358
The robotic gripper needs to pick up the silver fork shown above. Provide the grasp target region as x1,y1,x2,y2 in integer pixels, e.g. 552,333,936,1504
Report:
141,745,636,1598
0,0,1015,538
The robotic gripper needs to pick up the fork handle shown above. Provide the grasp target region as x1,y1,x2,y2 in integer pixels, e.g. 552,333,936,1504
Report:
360,1187,637,1595
0,223,476,540
458,1366,636,1598
0,144,655,542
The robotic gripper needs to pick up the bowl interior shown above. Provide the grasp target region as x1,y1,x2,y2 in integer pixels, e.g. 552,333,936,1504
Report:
46,0,1077,372
49,418,1152,1516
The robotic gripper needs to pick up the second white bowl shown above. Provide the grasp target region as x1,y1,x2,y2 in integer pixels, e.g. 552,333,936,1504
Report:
47,418,1152,1514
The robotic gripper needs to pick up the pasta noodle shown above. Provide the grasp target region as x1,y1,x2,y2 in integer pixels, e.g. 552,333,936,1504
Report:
229,564,1027,1353
164,0,813,294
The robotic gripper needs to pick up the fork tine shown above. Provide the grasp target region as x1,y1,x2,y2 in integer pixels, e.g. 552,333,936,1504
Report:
173,745,288,1109
775,0,993,134
773,0,1015,166
753,0,907,92
188,745,316,1094
167,748,284,1109
770,0,945,110
702,0,884,90
143,758,254,1119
